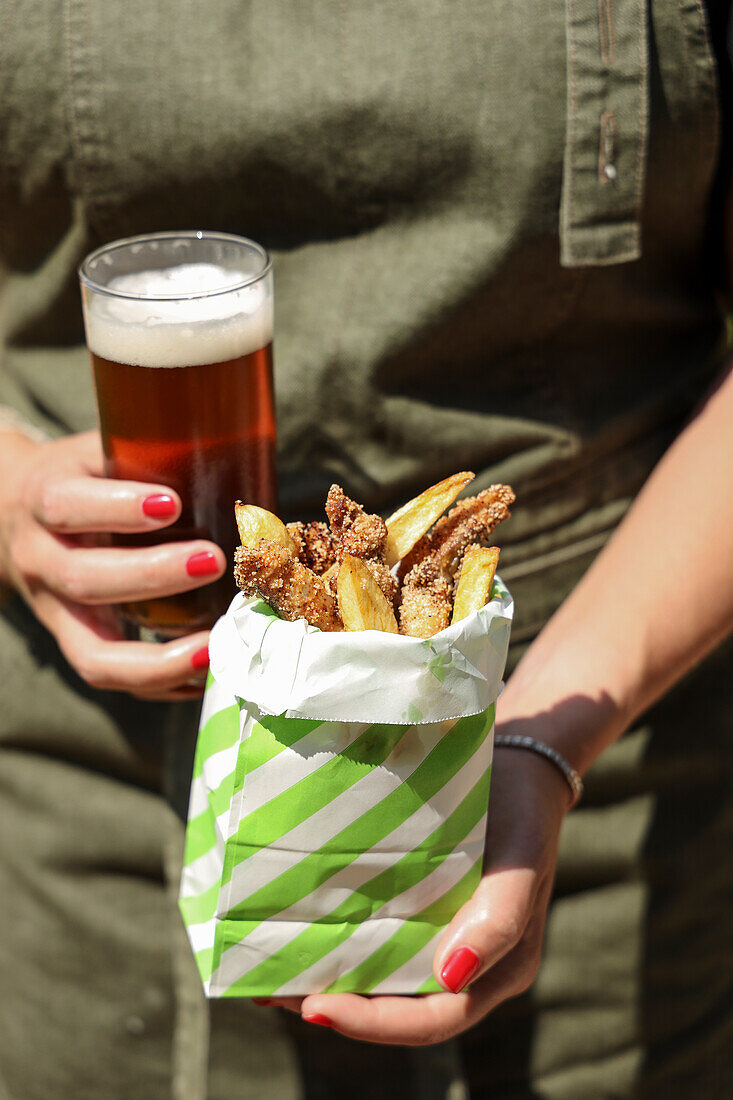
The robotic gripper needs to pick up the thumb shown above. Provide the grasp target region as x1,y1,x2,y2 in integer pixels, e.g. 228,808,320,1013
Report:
433,865,539,994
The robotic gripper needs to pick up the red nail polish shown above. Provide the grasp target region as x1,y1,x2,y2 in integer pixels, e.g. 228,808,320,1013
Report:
303,1013,334,1028
186,551,220,577
440,947,480,994
191,646,209,671
142,493,177,519
252,997,273,1006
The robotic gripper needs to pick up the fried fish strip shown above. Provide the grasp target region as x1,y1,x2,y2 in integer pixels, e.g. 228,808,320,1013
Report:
397,561,452,638
286,521,337,575
398,485,514,638
234,540,342,631
325,484,398,606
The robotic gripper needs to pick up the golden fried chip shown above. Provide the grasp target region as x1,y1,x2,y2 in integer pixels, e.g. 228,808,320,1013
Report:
235,502,297,553
451,546,500,624
384,471,475,567
337,553,399,633
234,540,343,631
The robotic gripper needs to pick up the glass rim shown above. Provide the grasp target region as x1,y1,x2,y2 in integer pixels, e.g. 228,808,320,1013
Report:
78,230,272,301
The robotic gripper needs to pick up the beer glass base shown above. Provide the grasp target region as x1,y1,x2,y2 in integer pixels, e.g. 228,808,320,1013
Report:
119,616,197,644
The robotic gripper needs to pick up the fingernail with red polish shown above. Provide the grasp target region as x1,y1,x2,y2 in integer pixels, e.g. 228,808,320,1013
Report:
303,1013,334,1028
441,947,480,994
191,646,209,671
186,551,220,577
142,493,177,519
252,997,273,1006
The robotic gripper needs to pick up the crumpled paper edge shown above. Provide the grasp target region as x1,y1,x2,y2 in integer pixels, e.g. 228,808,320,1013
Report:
208,577,513,725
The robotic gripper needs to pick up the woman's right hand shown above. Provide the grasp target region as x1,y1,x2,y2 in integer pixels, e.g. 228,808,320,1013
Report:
0,429,227,700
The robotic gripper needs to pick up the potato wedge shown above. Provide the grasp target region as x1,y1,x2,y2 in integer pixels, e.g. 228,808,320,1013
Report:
337,554,399,633
384,471,475,567
235,502,298,553
451,546,500,624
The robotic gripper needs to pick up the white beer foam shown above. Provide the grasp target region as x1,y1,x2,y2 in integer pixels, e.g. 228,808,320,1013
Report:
85,263,273,367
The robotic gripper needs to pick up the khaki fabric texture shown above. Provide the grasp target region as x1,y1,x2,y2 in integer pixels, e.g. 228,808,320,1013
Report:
1,1,731,1098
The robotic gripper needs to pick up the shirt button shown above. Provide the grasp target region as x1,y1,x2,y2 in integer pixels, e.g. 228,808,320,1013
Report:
125,1014,146,1035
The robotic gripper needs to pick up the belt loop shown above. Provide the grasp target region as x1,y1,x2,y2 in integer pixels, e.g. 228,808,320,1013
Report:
560,0,650,267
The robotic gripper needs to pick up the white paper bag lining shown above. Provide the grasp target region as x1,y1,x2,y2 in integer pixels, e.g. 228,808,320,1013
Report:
209,585,513,725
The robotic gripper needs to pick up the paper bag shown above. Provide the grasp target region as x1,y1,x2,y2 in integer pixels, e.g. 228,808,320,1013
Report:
180,579,513,997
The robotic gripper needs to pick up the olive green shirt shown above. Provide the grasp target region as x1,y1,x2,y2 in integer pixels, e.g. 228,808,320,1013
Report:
1,3,730,1098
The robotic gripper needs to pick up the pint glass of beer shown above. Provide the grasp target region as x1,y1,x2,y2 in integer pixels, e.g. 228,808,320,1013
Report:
79,231,276,638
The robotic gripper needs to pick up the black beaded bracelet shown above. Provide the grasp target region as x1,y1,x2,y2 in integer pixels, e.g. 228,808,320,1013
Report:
493,733,584,807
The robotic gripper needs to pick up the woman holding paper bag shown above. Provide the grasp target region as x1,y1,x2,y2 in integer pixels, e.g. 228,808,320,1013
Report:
263,369,733,1053
1,2,732,1098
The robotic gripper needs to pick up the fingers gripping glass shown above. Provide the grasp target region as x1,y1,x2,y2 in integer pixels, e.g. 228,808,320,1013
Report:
79,231,277,639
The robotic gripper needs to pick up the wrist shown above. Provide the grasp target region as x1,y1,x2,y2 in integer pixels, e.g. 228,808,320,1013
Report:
490,739,572,828
0,407,49,446
496,669,631,779
0,430,40,500
0,432,42,586
494,732,583,808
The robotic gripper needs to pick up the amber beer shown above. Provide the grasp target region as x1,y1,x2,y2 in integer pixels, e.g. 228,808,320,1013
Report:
80,233,276,637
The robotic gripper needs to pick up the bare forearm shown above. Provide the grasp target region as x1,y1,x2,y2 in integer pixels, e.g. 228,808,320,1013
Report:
499,366,733,774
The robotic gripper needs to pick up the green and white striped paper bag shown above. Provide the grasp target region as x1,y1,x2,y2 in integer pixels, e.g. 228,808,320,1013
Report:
180,581,513,997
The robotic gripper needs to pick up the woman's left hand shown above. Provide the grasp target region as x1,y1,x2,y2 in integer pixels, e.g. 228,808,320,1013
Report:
265,740,570,1044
